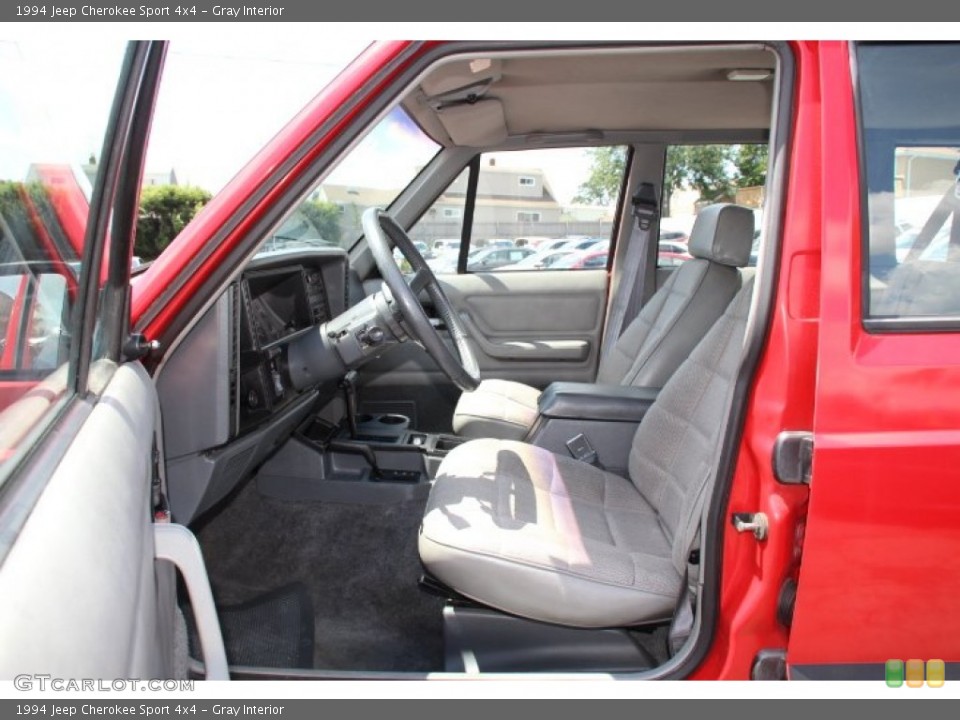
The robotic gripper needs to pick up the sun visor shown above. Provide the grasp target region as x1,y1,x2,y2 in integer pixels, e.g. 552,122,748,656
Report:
436,99,508,147
420,58,502,97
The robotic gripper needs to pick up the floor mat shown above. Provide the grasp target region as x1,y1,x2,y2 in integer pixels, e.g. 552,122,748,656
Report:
194,480,444,672
186,583,314,669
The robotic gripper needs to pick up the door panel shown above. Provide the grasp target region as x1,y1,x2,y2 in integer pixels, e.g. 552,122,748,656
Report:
439,269,606,384
0,363,174,677
789,42,960,675
358,269,607,432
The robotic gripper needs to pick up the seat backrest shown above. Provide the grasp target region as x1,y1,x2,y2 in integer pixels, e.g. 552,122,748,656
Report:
627,278,754,574
596,204,754,387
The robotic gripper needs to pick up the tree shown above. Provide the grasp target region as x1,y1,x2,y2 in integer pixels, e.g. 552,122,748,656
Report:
664,143,769,214
573,146,628,205
665,145,736,206
298,199,342,247
135,185,211,260
575,143,768,217
731,144,768,189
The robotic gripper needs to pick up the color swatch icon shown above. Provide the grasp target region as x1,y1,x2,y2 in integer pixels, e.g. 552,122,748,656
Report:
885,659,903,687
886,659,946,687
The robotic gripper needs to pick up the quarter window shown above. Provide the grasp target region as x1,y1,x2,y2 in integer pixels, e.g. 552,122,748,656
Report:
859,43,960,323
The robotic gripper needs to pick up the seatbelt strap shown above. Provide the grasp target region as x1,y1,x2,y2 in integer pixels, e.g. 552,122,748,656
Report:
905,168,960,262
601,182,660,362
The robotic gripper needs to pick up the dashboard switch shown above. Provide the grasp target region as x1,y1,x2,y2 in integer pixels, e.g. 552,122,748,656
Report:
360,325,385,347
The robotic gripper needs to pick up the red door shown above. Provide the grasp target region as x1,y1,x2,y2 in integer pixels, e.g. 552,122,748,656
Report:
788,41,960,680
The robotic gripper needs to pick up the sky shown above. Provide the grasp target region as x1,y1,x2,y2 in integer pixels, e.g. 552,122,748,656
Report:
2,24,953,207
0,31,597,205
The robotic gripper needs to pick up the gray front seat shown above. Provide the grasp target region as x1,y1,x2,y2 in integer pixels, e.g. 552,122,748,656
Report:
420,280,753,628
452,203,754,441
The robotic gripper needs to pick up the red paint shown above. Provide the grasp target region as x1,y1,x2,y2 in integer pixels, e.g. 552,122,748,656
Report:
0,276,29,370
26,165,87,257
693,41,822,678
787,41,960,668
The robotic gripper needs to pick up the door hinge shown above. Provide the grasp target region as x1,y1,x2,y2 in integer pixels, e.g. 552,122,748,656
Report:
773,431,813,485
732,512,768,541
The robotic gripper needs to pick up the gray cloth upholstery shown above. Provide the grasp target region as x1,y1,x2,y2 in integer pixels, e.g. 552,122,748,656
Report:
420,281,754,627
453,204,753,440
687,203,755,267
873,260,960,317
451,379,540,440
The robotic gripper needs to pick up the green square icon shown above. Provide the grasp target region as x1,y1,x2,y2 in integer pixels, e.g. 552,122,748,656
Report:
886,659,904,687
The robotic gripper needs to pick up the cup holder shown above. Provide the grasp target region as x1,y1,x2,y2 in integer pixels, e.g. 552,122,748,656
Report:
354,413,411,440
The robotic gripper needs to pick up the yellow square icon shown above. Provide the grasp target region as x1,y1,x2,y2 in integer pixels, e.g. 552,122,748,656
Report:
927,659,945,688
906,659,925,687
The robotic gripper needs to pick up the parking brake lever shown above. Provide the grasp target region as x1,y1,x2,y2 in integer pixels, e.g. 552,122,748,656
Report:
327,439,383,480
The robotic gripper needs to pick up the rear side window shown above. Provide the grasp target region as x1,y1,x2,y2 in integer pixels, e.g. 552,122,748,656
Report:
659,143,767,269
428,147,626,274
859,43,960,324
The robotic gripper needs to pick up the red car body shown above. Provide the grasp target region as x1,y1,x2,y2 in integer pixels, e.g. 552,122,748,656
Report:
3,40,957,680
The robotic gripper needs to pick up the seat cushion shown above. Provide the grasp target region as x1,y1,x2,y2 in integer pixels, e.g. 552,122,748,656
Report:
451,379,541,440
419,439,682,627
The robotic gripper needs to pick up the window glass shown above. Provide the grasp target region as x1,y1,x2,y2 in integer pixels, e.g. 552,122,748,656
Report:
0,39,127,473
859,43,960,321
135,38,369,262
660,143,767,268
261,107,440,256
433,146,626,274
403,168,469,273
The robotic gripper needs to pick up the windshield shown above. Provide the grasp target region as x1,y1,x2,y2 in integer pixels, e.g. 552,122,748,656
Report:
259,107,441,255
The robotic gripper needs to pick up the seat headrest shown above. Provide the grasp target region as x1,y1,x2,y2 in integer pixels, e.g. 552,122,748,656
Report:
687,204,755,268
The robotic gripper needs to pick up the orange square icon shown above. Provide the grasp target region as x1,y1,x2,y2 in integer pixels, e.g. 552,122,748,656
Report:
905,659,925,687
927,659,945,688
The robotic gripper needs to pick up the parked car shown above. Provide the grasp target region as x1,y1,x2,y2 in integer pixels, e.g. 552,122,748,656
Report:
658,240,692,257
2,39,958,687
465,246,536,271
560,236,607,251
500,248,577,270
550,248,609,269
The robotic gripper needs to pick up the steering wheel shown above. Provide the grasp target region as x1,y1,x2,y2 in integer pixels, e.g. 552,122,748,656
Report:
362,207,480,393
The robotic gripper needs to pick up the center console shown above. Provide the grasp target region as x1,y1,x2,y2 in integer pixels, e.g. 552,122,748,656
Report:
254,408,466,505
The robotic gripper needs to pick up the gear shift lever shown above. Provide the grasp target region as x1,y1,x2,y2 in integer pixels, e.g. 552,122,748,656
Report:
340,370,359,439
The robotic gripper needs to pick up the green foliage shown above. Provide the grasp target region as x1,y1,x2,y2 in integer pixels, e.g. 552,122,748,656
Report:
297,199,342,247
573,146,628,205
665,145,735,203
731,144,769,189
664,143,769,212
136,185,211,260
574,144,769,216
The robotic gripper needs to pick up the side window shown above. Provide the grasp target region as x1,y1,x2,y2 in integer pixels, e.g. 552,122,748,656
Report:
404,168,469,273
429,146,627,273
859,43,960,323
660,143,767,268
0,40,127,474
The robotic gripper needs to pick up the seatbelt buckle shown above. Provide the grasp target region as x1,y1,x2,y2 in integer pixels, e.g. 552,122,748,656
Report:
631,181,660,231
566,433,600,466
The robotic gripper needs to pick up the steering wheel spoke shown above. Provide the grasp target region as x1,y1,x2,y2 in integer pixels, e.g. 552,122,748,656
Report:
408,267,432,295
362,207,480,392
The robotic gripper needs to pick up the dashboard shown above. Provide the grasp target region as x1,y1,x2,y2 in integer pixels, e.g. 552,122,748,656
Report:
157,247,349,523
235,251,348,435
